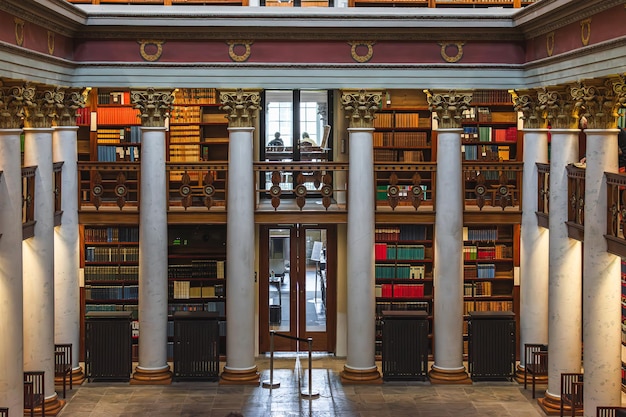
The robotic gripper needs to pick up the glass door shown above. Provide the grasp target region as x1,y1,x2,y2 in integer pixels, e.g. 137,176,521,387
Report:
259,225,335,352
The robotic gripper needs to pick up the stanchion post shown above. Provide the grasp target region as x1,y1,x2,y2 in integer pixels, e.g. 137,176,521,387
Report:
301,337,319,399
262,330,280,389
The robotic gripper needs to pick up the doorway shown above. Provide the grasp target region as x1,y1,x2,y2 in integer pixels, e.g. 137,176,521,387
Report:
259,225,336,352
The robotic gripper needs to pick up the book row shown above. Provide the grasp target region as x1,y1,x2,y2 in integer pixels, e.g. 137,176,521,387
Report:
373,131,429,148
85,304,138,319
84,227,139,243
96,107,141,125
374,225,430,242
84,265,139,281
471,90,512,104
463,244,511,260
169,281,225,299
375,243,427,261
167,301,225,316
85,246,139,263
85,284,139,300
168,260,226,279
377,283,425,298
463,227,500,242
173,88,217,105
463,300,513,315
464,281,493,297
375,300,431,316
375,264,426,280
463,144,511,161
170,106,201,124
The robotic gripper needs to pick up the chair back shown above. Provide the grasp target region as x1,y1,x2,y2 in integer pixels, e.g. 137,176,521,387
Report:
597,406,626,417
54,344,72,368
0,406,9,417
524,343,547,367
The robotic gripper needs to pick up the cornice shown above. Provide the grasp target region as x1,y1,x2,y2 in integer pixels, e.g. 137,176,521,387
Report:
514,0,626,39
0,0,86,37
0,41,76,71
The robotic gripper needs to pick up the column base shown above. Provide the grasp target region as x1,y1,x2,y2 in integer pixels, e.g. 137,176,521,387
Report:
340,365,382,384
513,364,548,387
54,367,85,389
537,390,581,416
220,366,260,385
131,366,172,385
28,393,65,416
428,365,472,384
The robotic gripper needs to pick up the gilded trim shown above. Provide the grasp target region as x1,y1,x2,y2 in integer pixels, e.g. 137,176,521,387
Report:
348,41,375,63
138,40,164,62
580,18,591,46
439,42,465,63
227,40,253,62
47,31,55,55
546,32,554,57
14,18,24,47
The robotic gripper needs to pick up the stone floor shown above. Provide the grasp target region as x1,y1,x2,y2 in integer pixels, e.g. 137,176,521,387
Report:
58,355,547,417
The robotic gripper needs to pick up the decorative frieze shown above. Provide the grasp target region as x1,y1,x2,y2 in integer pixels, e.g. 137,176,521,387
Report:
131,88,174,127
340,90,382,129
424,90,472,129
219,89,262,128
512,89,546,129
537,86,580,129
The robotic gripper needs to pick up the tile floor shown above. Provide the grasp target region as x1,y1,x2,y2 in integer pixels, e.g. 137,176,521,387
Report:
58,355,547,417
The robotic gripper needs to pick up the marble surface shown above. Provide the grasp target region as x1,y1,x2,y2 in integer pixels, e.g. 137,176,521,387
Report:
58,356,547,417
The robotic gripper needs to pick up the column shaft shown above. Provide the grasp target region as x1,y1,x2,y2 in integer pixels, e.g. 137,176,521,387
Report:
582,129,622,415
0,129,24,415
52,126,82,374
23,127,57,401
343,127,379,380
519,129,550,366
134,126,171,383
546,129,582,399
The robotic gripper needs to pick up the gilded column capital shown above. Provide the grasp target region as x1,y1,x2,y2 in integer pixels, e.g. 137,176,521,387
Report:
219,89,262,128
537,86,579,129
424,90,472,129
512,89,546,129
131,88,174,127
570,79,620,130
57,88,87,127
0,81,28,129
22,84,63,129
340,89,382,129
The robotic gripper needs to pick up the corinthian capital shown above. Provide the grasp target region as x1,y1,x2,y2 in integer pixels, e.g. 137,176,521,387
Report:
424,90,472,129
0,81,28,129
22,84,63,129
219,89,262,128
537,86,579,129
131,88,174,127
570,79,620,130
57,88,87,127
512,89,545,129
340,90,382,129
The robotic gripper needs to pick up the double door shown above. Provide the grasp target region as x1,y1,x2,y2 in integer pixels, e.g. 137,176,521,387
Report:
259,225,336,352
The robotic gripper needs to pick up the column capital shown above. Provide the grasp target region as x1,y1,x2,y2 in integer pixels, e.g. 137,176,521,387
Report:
512,89,546,129
0,80,27,129
424,89,472,129
537,85,580,129
571,77,626,130
57,88,87,127
23,84,63,129
131,88,174,127
219,89,262,128
340,89,382,129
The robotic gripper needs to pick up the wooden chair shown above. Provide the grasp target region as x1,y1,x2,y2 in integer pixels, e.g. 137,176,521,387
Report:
54,343,73,398
524,343,548,398
560,372,584,417
24,371,44,417
0,407,8,417
597,407,626,417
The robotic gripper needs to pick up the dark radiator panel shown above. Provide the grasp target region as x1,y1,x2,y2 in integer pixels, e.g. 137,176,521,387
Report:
173,311,220,381
468,311,515,381
85,311,132,382
382,310,429,381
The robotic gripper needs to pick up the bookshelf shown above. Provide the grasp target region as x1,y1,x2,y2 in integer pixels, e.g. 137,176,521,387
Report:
373,108,432,163
167,225,227,359
374,224,433,357
461,90,520,162
82,226,140,359
462,224,516,356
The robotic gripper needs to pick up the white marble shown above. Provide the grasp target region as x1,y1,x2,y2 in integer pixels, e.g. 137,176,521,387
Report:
547,129,583,399
23,127,57,400
53,126,81,370
432,128,464,372
0,129,25,414
582,129,622,416
345,127,376,372
225,126,257,372
519,129,550,367
137,127,169,370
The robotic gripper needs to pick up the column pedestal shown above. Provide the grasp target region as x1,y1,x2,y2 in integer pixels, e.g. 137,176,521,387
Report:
220,367,261,385
429,366,472,385
340,366,383,384
130,366,173,385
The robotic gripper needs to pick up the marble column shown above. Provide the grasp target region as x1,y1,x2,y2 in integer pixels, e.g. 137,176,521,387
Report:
53,89,86,385
22,84,65,414
131,89,174,385
512,91,550,382
537,87,583,414
0,83,25,415
573,79,625,416
219,89,261,385
425,90,472,384
339,90,382,384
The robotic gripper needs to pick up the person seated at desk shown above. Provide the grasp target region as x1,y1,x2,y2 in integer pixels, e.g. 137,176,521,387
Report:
268,132,284,148
300,132,317,148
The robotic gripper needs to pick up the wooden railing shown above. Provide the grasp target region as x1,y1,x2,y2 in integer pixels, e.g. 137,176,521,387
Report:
78,162,141,211
374,163,436,211
537,163,549,228
462,162,523,212
566,164,585,241
22,166,36,239
53,162,64,226
605,171,626,257
167,163,227,211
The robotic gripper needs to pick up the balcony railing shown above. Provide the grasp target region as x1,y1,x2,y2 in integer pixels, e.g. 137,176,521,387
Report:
167,163,227,211
53,162,64,226
605,171,626,257
566,164,585,241
375,163,435,212
22,166,36,239
537,163,550,228
462,162,523,212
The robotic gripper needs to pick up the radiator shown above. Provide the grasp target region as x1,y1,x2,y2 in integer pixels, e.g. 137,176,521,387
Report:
85,311,132,382
468,311,515,381
173,311,220,380
381,310,429,381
